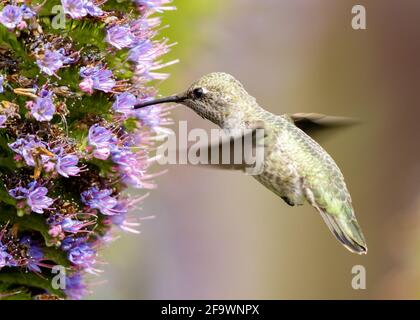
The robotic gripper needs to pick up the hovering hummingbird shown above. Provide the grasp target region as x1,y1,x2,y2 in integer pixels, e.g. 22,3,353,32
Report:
134,72,367,254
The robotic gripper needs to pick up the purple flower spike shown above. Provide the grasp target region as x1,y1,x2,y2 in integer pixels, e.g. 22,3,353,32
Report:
106,25,135,49
0,5,23,29
31,94,56,122
26,182,54,214
36,50,64,76
112,92,137,115
0,0,175,299
56,154,81,177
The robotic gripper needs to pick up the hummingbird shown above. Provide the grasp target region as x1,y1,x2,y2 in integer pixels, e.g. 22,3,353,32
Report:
134,72,367,254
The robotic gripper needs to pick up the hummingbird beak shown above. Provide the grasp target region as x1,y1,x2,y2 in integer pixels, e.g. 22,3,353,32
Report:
133,95,186,109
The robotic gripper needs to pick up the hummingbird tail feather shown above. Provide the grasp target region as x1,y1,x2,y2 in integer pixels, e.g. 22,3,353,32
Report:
317,208,367,254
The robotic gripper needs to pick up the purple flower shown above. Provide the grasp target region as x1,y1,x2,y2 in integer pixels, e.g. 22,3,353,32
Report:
112,92,137,114
135,105,162,128
79,66,97,78
61,0,86,19
81,187,127,216
56,154,81,177
61,218,88,233
91,69,115,92
26,182,54,214
20,5,36,19
36,50,64,76
27,245,44,272
112,148,147,188
106,25,135,50
68,243,96,269
0,75,4,93
8,135,51,166
134,0,175,12
9,181,54,214
8,185,29,199
31,93,56,121
0,244,15,269
0,115,7,128
84,1,103,16
88,124,116,160
62,0,103,19
110,213,139,234
79,67,115,93
78,77,93,93
65,273,87,300
61,237,80,251
19,237,44,273
0,5,22,29
129,17,155,42
108,200,141,234
128,40,153,63
88,125,114,146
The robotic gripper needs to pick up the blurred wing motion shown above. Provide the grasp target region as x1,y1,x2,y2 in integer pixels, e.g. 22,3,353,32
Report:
289,113,360,142
177,123,267,171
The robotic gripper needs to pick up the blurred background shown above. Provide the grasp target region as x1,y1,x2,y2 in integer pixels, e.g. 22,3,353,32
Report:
90,0,420,299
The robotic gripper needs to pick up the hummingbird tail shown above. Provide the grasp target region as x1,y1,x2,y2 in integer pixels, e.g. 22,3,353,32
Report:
317,208,367,254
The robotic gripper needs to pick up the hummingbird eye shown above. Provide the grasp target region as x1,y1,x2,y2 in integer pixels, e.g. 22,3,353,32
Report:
192,87,204,99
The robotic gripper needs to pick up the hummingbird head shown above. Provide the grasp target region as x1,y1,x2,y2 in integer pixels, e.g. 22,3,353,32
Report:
134,72,255,126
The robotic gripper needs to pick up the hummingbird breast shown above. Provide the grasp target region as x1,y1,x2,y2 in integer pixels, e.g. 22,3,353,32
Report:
253,123,306,206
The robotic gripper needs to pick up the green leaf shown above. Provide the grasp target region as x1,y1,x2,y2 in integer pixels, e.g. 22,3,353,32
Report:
0,184,16,206
0,205,53,246
0,270,66,298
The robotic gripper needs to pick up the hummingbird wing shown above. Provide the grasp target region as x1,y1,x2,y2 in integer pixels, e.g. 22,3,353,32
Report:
177,121,268,171
287,113,360,142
